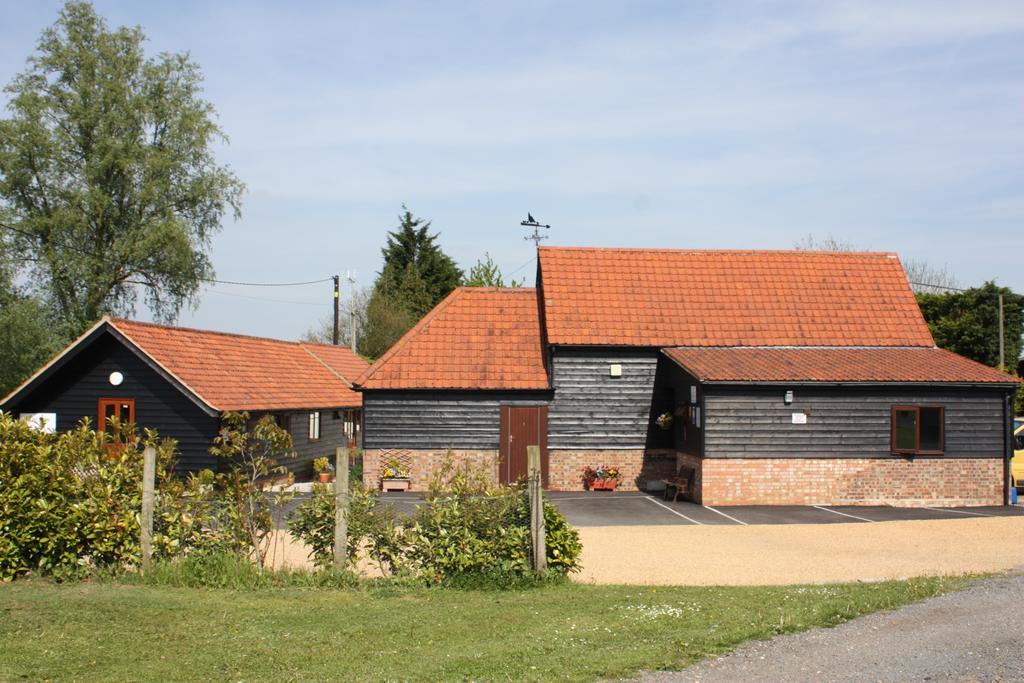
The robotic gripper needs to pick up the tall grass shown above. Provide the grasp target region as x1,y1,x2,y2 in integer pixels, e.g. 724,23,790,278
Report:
114,554,362,590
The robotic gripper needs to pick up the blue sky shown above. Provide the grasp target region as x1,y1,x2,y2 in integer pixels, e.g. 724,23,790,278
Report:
2,1,1023,339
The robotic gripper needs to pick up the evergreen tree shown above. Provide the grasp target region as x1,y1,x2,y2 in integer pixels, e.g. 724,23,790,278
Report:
377,205,462,308
917,282,1023,371
360,206,461,358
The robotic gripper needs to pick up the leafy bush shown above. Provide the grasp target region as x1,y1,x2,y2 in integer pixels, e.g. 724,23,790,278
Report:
287,482,391,570
208,411,297,569
0,414,177,580
0,411,298,581
287,455,582,583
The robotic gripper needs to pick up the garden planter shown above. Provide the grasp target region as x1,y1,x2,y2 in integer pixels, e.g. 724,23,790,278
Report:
382,477,411,492
318,472,332,484
588,479,619,491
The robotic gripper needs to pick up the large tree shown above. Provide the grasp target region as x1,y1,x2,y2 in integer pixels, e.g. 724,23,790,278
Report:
0,2,244,337
359,206,461,358
0,232,60,395
377,205,461,310
917,282,1023,372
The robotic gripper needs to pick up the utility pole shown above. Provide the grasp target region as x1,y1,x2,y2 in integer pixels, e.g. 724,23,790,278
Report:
347,271,357,353
332,275,340,346
998,293,1005,371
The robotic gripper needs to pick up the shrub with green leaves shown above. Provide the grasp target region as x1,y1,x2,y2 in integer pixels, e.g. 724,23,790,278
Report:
403,485,581,582
287,482,388,570
287,456,582,582
0,413,177,580
0,410,298,581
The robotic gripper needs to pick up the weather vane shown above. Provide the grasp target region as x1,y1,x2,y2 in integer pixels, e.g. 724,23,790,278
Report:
520,213,550,247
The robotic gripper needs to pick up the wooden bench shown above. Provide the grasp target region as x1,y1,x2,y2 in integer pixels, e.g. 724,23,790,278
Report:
662,466,695,502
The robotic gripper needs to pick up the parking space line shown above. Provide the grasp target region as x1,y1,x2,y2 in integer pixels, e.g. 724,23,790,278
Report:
702,505,747,525
643,496,704,524
923,507,992,517
812,505,875,523
550,495,645,501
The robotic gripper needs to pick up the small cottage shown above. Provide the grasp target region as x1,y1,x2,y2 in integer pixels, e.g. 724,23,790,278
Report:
355,247,1020,506
1,317,368,476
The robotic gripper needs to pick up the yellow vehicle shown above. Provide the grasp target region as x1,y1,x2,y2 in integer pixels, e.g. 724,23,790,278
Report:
1013,419,1024,494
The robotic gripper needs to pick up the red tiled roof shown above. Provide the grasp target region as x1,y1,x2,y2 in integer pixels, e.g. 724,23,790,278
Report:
302,343,372,387
110,318,367,411
663,346,1020,385
539,247,935,347
355,288,550,390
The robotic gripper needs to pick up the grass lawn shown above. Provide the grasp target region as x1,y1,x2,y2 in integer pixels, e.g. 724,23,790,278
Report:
0,576,967,681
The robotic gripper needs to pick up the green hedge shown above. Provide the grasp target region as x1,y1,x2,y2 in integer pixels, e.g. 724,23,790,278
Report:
289,458,582,583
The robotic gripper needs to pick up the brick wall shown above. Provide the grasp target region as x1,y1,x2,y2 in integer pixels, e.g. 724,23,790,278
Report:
700,457,1003,507
547,450,676,491
675,452,704,503
362,448,498,491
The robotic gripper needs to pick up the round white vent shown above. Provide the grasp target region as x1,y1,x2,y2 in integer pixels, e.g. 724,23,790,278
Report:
109,371,124,386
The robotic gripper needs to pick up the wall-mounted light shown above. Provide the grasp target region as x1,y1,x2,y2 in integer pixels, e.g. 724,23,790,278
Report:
784,390,794,405
609,363,622,377
109,371,124,386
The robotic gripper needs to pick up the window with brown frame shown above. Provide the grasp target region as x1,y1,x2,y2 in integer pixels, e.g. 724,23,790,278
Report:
891,405,944,454
98,398,135,433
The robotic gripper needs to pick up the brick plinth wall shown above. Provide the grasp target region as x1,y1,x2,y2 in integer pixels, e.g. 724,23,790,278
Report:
700,457,1003,507
362,449,498,491
547,450,676,491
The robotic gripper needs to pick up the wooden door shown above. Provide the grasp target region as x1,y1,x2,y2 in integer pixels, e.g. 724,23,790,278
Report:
499,405,548,486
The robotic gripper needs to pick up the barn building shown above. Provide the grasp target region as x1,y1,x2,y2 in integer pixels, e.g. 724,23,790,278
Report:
1,317,367,476
355,247,1019,506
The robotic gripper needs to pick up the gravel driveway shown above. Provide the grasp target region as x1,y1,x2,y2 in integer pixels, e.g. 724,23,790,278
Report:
636,573,1024,683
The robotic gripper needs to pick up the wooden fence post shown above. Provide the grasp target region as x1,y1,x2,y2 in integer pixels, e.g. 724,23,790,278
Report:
527,445,546,573
334,446,350,570
140,445,156,571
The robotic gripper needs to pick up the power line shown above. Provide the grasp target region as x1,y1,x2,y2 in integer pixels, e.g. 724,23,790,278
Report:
910,281,967,293
506,256,537,278
204,276,332,287
2,223,332,288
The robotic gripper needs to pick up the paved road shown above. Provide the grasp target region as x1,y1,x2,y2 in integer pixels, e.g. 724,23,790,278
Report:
636,573,1024,683
549,492,1024,527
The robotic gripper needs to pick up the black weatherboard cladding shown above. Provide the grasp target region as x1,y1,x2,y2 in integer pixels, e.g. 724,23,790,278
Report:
361,390,552,449
286,410,350,475
548,348,672,450
6,331,219,471
702,384,1007,459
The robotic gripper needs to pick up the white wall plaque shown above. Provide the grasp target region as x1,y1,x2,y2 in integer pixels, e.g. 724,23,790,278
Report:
791,412,807,425
21,413,57,433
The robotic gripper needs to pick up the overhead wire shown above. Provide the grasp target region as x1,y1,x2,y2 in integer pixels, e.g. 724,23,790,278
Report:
2,223,333,288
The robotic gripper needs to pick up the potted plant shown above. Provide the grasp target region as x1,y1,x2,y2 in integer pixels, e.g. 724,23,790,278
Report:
381,458,411,492
655,411,673,430
583,465,622,491
313,457,333,483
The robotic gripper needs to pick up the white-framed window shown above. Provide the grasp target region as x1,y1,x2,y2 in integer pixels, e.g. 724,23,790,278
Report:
308,411,321,441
